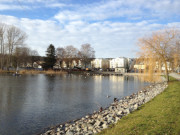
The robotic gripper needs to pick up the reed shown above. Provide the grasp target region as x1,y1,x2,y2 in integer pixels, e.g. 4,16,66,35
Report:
0,69,6,73
0,70,15,73
44,70,67,75
18,70,67,74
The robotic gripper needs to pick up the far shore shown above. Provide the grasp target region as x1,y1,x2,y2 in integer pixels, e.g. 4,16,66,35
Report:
0,69,67,75
0,69,166,76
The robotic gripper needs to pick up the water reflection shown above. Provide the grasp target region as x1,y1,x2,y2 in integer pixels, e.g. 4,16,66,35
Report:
0,74,149,135
94,76,103,94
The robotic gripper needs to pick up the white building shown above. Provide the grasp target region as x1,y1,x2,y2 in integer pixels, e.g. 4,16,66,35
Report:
33,61,43,69
109,57,128,73
134,64,146,71
110,57,128,68
161,62,172,71
134,61,172,72
91,58,109,70
61,59,81,69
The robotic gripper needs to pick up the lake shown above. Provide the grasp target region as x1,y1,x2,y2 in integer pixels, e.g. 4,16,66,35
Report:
0,74,149,135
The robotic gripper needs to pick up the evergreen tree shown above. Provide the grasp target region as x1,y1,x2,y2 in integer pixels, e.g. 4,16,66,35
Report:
43,44,56,70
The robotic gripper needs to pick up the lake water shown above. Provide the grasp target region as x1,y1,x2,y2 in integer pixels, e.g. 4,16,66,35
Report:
0,74,149,135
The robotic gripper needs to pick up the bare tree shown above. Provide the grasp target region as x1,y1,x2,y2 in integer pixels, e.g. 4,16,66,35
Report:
13,47,31,68
137,28,180,82
0,23,6,69
64,45,78,68
20,47,31,67
13,47,22,68
6,25,27,68
79,43,95,68
56,47,66,67
171,40,180,71
30,49,39,67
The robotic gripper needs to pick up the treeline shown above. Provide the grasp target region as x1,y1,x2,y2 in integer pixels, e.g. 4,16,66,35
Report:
43,44,95,69
0,23,39,70
0,23,95,70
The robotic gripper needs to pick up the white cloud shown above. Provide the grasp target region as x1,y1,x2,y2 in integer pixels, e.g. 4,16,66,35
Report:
1,0,180,21
0,3,30,10
0,0,65,10
0,15,179,58
0,0,180,58
0,0,57,3
46,3,69,8
54,0,180,22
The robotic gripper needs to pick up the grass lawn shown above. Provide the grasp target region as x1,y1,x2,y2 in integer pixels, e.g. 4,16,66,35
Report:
98,78,180,135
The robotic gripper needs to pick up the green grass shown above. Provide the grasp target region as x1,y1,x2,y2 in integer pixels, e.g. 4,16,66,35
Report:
98,78,180,135
168,76,178,81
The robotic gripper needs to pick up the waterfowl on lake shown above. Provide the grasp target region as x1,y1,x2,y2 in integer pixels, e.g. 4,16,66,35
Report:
107,95,111,98
13,71,21,77
13,73,21,76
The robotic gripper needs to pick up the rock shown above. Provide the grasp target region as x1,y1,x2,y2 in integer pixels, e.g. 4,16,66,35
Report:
96,129,101,132
57,128,60,132
95,120,103,126
123,108,130,114
85,115,90,118
134,103,138,110
117,110,122,115
65,131,73,135
93,114,98,118
88,124,94,130
129,106,134,112
65,123,69,127
86,131,93,135
107,117,112,123
102,121,108,129
81,123,87,128
65,127,69,131
119,100,123,103
83,126,88,132
76,126,81,132
109,106,114,110
93,129,97,134
89,119,95,125
97,115,103,119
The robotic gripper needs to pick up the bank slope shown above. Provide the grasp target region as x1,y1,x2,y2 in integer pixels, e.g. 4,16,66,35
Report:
98,80,180,135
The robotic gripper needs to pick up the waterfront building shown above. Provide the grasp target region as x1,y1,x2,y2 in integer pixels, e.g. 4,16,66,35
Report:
109,57,128,73
91,58,110,70
33,61,44,69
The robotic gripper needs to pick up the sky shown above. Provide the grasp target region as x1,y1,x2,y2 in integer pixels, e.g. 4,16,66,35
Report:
0,0,180,58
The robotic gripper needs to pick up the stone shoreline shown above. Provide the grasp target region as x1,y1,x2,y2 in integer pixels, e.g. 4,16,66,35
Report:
41,82,168,135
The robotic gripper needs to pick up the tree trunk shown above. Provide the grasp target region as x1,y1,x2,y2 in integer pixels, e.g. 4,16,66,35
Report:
0,43,2,69
164,61,169,82
0,37,4,70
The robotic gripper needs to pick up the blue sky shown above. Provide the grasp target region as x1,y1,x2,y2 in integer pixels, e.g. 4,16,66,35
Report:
0,0,180,58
